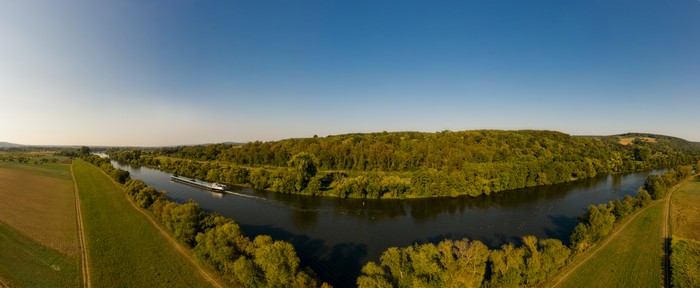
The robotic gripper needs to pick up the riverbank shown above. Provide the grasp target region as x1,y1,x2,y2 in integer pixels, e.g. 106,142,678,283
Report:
72,159,214,287
112,153,695,201
546,172,693,287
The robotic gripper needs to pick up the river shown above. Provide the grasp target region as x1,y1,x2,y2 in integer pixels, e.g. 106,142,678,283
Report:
111,161,660,287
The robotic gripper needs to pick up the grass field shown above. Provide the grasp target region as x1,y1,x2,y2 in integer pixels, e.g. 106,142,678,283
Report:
0,160,81,287
72,159,212,288
670,176,700,287
554,201,664,288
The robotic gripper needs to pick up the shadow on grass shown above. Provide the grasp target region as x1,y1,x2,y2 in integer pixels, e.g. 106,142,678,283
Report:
663,237,671,288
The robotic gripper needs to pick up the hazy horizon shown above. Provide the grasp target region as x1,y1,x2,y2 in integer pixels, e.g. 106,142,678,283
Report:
2,1,699,146
2,129,697,148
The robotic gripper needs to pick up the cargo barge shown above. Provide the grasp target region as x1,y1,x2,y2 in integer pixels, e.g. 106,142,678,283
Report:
170,175,227,191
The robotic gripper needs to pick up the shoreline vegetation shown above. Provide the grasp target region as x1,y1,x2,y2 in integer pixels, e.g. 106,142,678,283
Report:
107,130,700,199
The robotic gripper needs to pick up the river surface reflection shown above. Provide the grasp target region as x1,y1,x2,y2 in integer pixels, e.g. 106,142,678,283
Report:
112,161,660,287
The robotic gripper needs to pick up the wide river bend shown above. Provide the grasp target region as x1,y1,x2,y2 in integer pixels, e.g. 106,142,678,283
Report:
112,161,660,287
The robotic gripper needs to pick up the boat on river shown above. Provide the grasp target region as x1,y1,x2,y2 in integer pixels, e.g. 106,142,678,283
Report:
170,175,227,191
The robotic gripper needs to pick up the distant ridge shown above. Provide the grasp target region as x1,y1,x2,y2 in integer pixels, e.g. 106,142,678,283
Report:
0,141,22,148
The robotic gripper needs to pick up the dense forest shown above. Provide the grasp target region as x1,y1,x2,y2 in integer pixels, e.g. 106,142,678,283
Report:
107,130,700,199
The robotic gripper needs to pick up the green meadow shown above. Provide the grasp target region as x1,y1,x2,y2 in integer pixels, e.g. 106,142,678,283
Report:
72,159,212,288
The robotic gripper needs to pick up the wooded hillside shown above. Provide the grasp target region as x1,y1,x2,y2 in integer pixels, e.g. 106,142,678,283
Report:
108,130,700,198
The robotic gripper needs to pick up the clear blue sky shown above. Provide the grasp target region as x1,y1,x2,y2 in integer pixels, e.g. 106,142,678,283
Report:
1,1,699,146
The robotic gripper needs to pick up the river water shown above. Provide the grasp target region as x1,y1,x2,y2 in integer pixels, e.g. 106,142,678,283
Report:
111,161,660,287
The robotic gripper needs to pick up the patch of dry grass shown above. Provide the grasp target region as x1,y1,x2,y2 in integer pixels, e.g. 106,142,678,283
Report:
0,163,79,257
672,176,700,241
619,137,657,145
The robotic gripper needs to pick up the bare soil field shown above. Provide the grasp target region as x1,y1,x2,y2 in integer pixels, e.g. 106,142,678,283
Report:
0,163,79,257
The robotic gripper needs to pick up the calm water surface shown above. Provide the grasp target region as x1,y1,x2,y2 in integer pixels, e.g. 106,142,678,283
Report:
112,161,660,287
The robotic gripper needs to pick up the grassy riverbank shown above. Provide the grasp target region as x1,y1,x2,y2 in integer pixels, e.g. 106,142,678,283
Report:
553,201,664,288
72,159,212,287
0,161,81,287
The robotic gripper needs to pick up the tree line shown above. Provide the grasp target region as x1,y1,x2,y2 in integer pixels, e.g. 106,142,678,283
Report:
152,131,698,172
108,131,699,199
79,151,330,288
357,165,697,287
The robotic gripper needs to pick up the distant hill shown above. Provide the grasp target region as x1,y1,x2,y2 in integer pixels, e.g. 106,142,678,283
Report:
609,133,700,154
0,141,22,148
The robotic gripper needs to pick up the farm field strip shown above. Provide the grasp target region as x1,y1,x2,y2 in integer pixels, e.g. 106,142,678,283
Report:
71,163,90,288
663,181,676,288
671,177,700,240
92,162,224,288
0,163,79,256
0,220,81,287
670,176,700,287
0,161,81,287
72,159,213,288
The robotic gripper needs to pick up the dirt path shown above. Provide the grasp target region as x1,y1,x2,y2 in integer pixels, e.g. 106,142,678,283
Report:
662,184,675,288
70,163,90,288
95,168,224,288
